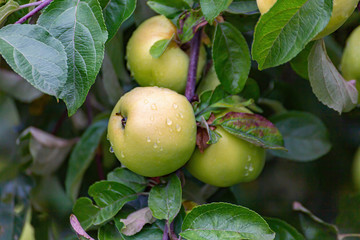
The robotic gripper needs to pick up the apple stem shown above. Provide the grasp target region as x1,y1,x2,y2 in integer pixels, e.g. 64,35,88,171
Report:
185,29,202,102
15,0,54,24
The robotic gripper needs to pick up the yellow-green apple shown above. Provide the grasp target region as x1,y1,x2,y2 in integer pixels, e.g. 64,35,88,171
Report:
107,87,197,177
341,25,360,103
126,15,206,93
256,0,359,39
186,127,266,187
196,67,220,95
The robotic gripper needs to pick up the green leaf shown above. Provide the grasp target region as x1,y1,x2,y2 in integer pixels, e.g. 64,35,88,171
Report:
0,24,68,101
107,167,147,193
290,42,314,80
98,223,122,240
177,10,204,43
293,202,338,240
149,36,174,59
226,0,258,14
65,120,108,202
73,197,101,230
148,174,182,223
213,22,251,94
269,111,331,162
181,202,275,240
336,193,360,234
0,69,42,103
200,0,232,23
37,0,108,116
308,40,358,113
266,217,305,240
17,127,77,175
0,0,19,25
212,112,286,150
0,94,20,160
252,0,332,70
147,0,189,19
88,181,137,225
100,53,123,105
0,175,34,240
120,225,164,240
103,0,136,42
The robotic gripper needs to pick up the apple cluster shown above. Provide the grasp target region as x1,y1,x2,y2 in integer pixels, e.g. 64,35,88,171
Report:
107,15,266,187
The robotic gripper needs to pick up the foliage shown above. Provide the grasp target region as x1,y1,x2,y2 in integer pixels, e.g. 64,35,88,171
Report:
0,0,360,239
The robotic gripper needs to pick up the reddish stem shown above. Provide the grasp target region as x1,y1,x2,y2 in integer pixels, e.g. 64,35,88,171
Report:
51,109,67,135
162,223,169,240
185,29,202,102
18,1,43,10
95,146,105,180
15,0,53,24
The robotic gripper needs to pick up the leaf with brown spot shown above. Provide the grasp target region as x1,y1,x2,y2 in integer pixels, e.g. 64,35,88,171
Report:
212,112,286,150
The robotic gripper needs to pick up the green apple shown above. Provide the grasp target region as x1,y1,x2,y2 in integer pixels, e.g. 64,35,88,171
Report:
186,127,266,187
107,87,197,177
256,0,359,39
126,15,207,93
341,25,360,103
196,67,220,95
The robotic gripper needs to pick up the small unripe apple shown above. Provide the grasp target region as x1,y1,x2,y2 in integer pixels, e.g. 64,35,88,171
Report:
126,15,206,93
186,127,266,187
341,25,360,103
196,67,220,95
256,0,359,39
107,87,197,177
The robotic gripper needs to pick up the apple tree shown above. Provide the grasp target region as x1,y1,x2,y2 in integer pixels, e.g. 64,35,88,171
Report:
1,0,360,239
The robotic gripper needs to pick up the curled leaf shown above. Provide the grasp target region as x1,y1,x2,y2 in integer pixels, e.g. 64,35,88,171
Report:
120,207,156,236
212,112,286,150
70,214,94,240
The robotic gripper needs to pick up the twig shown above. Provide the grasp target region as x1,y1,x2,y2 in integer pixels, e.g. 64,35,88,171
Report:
15,0,53,24
169,222,178,240
51,109,68,135
338,233,360,240
18,1,43,10
162,223,169,240
85,95,93,125
95,146,105,180
185,29,202,102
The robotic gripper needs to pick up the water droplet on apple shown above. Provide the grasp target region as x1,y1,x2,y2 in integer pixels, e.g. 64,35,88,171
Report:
150,116,154,121
177,113,184,119
157,139,161,144
175,124,181,132
249,164,254,172
166,118,172,126
173,103,178,109
169,129,173,133
247,156,252,162
121,151,125,158
153,143,158,149
146,136,151,143
151,104,157,110
109,146,114,153
144,99,149,104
